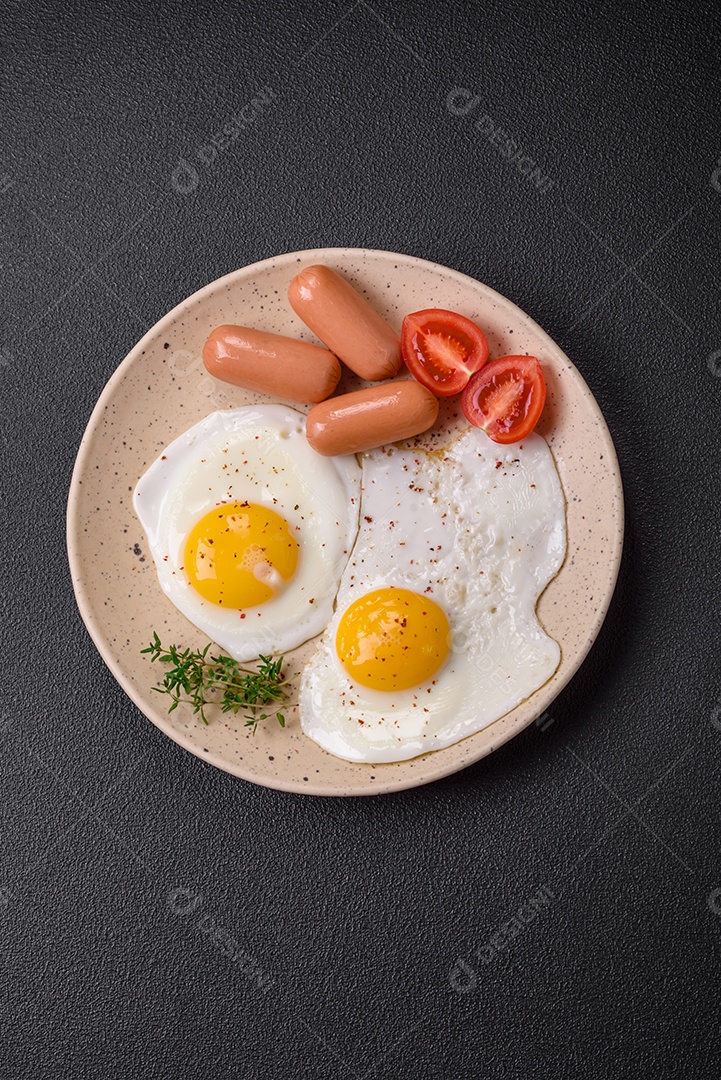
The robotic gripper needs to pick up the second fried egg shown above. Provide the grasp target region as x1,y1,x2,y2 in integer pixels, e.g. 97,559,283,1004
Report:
299,428,566,762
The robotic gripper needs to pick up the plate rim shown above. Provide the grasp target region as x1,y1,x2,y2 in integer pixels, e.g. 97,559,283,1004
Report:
67,246,624,796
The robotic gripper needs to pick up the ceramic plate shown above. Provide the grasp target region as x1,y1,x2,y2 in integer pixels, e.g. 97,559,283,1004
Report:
67,248,623,796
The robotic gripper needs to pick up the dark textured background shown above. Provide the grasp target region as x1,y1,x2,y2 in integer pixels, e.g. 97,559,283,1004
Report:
2,1,720,1076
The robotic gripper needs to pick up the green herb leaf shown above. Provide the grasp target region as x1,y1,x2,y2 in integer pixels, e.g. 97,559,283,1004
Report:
143,634,292,733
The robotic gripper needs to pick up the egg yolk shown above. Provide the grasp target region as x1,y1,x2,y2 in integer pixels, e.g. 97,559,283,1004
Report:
184,502,299,609
336,587,451,692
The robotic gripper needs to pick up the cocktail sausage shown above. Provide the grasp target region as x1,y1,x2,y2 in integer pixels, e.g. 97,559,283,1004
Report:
305,380,439,457
203,325,341,404
288,265,402,382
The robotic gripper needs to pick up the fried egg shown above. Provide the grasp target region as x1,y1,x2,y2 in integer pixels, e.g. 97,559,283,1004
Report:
299,429,566,762
133,406,360,661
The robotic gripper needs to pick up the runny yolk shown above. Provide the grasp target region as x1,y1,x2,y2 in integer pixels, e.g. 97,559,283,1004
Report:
184,502,299,609
336,587,451,692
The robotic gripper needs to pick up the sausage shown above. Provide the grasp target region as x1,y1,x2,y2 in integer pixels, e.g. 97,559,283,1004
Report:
305,380,439,457
288,265,402,382
203,325,341,404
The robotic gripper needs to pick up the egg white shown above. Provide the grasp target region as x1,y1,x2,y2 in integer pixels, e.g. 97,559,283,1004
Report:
134,406,360,661
299,429,566,762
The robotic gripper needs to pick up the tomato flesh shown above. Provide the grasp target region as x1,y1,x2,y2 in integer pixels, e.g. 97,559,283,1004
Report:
461,356,546,444
401,309,489,397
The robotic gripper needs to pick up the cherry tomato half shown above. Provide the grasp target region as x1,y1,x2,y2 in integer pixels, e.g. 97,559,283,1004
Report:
461,355,547,444
401,309,489,397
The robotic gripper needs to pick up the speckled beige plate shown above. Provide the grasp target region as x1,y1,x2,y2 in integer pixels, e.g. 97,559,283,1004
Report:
67,248,623,796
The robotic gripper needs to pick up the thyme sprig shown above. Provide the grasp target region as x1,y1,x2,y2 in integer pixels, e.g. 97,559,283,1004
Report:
142,631,292,731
